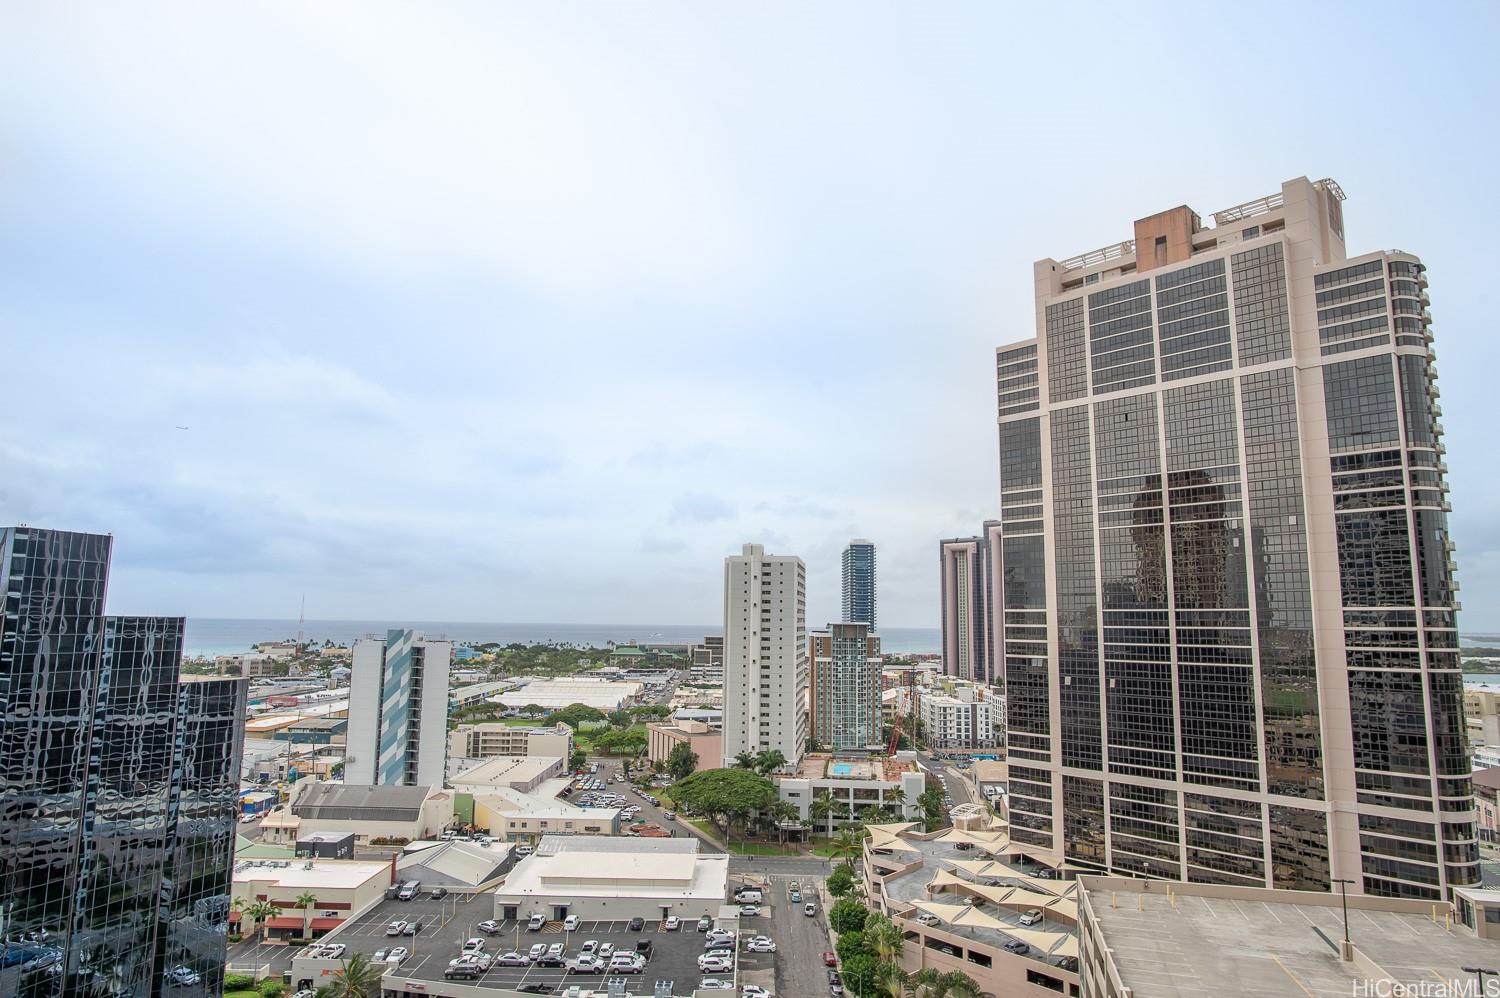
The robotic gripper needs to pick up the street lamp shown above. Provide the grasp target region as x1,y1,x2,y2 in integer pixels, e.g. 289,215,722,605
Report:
1332,878,1355,954
1462,967,1498,996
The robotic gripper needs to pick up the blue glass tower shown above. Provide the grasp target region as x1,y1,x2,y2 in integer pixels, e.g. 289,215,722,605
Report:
841,539,877,632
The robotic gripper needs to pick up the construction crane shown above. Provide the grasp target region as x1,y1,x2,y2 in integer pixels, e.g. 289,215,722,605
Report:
886,669,919,754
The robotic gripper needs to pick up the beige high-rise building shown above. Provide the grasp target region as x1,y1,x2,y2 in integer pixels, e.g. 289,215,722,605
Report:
993,176,1474,900
721,543,807,768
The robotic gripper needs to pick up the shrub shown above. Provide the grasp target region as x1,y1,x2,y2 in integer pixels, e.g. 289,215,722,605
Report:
826,865,854,897
258,981,285,997
828,897,869,935
224,973,256,990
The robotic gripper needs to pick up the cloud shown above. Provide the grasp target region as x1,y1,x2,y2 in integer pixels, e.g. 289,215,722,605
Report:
670,493,737,524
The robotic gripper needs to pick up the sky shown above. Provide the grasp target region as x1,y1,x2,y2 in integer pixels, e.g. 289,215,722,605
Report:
4,3,1500,630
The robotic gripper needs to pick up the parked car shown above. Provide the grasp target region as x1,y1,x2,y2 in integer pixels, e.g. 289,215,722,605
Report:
528,944,546,961
498,952,530,967
609,953,645,973
478,919,501,934
517,985,554,994
700,979,733,990
597,942,615,959
827,971,842,986
664,916,681,931
828,983,845,997
743,987,773,998
567,954,603,974
547,943,565,959
822,951,837,967
527,914,546,931
1019,909,1043,926
373,948,390,963
734,888,763,903
163,966,201,986
739,905,761,917
321,944,346,959
628,916,645,931
745,936,776,953
429,887,448,900
915,913,940,926
1003,940,1030,955
635,940,654,958
385,947,409,965
705,929,735,945
385,920,408,936
696,916,713,932
564,915,580,931
402,920,422,936
699,956,735,973
463,938,487,954
580,940,598,954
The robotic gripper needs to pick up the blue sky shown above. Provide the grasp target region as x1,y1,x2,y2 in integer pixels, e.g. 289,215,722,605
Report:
4,3,1500,629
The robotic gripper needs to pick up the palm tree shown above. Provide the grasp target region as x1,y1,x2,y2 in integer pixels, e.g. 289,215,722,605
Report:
878,963,911,998
811,790,838,835
294,891,318,940
831,827,864,869
909,968,944,998
768,800,800,847
754,749,787,776
938,971,980,998
326,952,386,997
734,751,757,770
243,899,279,942
886,786,907,812
866,912,905,965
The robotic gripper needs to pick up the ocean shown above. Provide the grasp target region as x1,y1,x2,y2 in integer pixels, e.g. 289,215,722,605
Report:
183,618,943,659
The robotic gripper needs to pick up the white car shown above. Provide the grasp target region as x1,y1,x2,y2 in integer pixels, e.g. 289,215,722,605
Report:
564,915,580,931
580,940,599,954
528,944,546,961
527,914,546,930
547,943,565,959
478,919,501,934
164,966,201,986
598,942,616,959
739,905,761,917
609,954,645,973
386,920,408,936
463,938,486,953
705,930,735,945
699,955,734,973
385,947,409,965
1018,909,1043,926
915,913,940,926
743,987,773,998
701,979,734,990
745,936,776,953
321,944,347,959
664,916,681,931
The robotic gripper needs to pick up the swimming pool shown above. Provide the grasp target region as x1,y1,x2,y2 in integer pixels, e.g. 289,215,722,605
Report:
830,762,855,777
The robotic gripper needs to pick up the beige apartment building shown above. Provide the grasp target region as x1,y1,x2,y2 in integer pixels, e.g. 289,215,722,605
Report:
992,176,1473,901
721,543,807,768
646,717,722,774
447,721,574,764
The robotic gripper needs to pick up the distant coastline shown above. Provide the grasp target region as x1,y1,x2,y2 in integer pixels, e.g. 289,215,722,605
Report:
184,618,943,659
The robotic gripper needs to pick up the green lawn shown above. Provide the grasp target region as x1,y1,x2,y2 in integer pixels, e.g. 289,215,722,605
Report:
225,991,261,998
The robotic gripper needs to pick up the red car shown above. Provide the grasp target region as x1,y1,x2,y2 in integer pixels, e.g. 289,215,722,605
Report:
822,952,837,967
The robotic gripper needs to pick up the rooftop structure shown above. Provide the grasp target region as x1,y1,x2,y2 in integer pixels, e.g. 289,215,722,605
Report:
1077,875,1491,997
492,835,729,919
496,677,644,711
449,755,566,794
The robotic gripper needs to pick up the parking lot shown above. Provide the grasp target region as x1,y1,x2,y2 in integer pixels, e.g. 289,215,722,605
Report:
736,874,829,998
327,895,740,993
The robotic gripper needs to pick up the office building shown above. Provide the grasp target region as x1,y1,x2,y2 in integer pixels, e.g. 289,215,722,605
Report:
0,527,247,998
939,529,997,683
841,539,877,631
808,622,882,750
722,543,807,768
991,176,1473,900
646,717,722,775
346,628,452,787
692,635,724,668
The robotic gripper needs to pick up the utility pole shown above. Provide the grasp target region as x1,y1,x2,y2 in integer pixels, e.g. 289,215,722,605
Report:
1333,878,1354,960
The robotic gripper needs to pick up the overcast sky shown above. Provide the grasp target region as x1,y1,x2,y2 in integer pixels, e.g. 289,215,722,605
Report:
5,3,1500,630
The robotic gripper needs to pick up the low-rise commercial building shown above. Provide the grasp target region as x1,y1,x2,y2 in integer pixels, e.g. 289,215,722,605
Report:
230,858,392,941
492,836,728,921
473,789,622,843
450,755,566,795
1078,875,1494,997
862,821,1077,998
396,839,515,891
272,716,348,745
450,679,517,709
275,781,455,845
647,718,722,775
294,832,354,860
497,677,644,712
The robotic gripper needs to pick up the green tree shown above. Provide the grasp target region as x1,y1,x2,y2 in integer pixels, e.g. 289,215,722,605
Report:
568,748,587,771
830,826,865,869
753,749,787,776
864,912,903,965
839,950,881,998
294,891,318,940
826,865,855,897
607,709,632,729
325,953,386,998
877,964,910,998
669,768,776,838
550,703,606,728
828,896,869,935
886,787,907,809
665,742,699,781
917,788,944,830
243,899,279,941
259,981,286,997
835,929,868,964
733,751,757,770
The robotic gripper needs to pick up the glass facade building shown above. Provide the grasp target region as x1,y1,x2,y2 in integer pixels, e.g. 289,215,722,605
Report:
841,540,877,633
995,178,1475,900
0,527,246,997
809,623,882,750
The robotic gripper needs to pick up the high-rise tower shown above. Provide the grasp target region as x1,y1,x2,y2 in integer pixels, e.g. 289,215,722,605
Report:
808,622,882,750
722,544,807,768
0,527,247,997
993,177,1474,900
841,539,877,632
346,629,452,787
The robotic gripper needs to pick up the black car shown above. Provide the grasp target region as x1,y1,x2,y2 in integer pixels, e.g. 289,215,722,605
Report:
445,967,481,981
634,940,653,957
430,887,448,900
827,971,842,986
402,920,422,936
537,956,566,968
628,916,645,932
517,987,554,995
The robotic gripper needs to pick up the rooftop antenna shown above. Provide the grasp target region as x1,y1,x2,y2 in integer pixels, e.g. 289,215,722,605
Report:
296,594,306,647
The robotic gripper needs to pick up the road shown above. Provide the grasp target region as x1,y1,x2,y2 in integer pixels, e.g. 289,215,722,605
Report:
728,870,831,998
918,753,974,808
